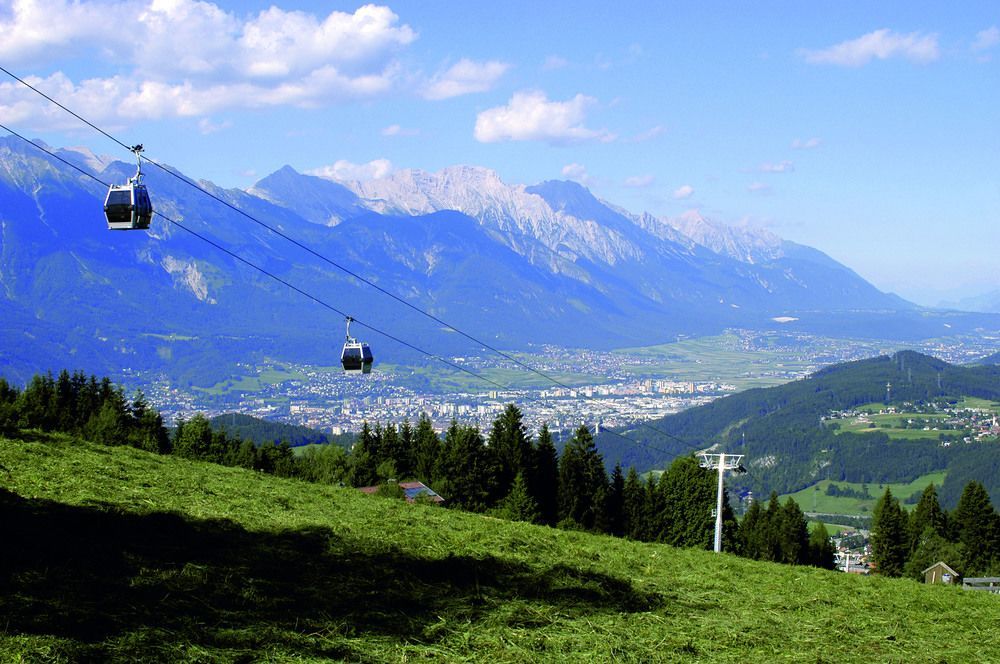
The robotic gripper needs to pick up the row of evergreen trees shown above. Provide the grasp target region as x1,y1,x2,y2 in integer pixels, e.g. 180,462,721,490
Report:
2,371,833,569
0,370,168,452
870,482,1000,579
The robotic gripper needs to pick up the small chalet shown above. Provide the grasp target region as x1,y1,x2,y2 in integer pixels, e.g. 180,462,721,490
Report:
923,561,959,585
358,480,445,504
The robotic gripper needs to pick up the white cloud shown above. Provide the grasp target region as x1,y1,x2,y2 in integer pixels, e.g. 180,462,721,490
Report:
561,162,595,186
422,59,509,100
802,29,939,67
672,184,694,199
309,158,394,182
972,26,1000,51
759,160,794,173
0,1,417,129
748,182,772,194
381,124,419,137
624,175,654,188
791,137,822,150
474,90,615,144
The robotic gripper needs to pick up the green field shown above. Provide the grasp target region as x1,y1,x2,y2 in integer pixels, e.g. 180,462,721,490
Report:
4,434,999,662
616,332,822,388
782,472,948,518
835,413,960,441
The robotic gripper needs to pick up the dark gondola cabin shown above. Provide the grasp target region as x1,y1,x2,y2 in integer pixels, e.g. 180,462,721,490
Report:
105,143,152,230
104,183,153,230
341,340,374,374
341,316,373,374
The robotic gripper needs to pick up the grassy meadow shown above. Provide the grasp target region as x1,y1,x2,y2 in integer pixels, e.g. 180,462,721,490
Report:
2,433,998,662
782,472,949,518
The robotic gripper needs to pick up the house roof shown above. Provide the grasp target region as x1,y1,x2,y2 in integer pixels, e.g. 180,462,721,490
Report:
922,561,959,576
357,480,445,504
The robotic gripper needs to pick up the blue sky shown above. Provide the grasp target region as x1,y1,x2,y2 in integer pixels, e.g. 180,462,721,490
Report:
1,1,997,305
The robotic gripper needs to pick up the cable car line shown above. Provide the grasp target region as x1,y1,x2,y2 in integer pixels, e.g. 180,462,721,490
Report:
0,71,706,455
1,122,693,458
0,63,596,394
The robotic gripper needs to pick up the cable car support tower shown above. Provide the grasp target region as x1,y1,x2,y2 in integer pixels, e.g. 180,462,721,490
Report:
699,452,746,553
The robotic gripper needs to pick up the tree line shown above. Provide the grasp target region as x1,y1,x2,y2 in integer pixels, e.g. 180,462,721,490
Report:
870,481,1000,579
1,371,833,570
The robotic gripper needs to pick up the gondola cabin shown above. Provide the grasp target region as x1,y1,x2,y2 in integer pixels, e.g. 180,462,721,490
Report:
341,340,374,374
341,316,374,374
104,182,153,230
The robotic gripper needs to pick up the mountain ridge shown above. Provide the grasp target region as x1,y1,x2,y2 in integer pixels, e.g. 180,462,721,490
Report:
1,134,996,386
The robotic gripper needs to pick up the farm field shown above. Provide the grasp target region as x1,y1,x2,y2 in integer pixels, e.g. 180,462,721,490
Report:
782,472,948,519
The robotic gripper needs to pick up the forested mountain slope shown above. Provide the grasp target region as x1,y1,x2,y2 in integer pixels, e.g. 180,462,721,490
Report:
601,351,1000,507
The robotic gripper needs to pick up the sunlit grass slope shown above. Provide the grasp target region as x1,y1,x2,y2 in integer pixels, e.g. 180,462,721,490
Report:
2,433,998,663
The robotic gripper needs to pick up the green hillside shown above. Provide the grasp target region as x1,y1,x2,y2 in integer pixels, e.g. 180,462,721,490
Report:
4,432,1000,662
603,351,1000,508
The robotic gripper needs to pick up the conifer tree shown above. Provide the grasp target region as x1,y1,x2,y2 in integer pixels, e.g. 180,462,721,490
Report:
808,522,836,569
398,419,415,479
530,423,560,526
737,498,766,559
762,492,783,561
489,404,533,503
622,466,648,540
172,413,214,461
952,481,1000,576
348,422,380,487
654,455,718,549
0,378,18,436
435,421,496,512
776,498,810,565
557,425,606,530
412,414,441,484
498,472,540,523
604,463,626,537
871,488,909,577
909,483,948,553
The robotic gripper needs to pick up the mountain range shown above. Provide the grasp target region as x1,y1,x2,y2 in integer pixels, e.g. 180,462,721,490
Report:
1,135,997,386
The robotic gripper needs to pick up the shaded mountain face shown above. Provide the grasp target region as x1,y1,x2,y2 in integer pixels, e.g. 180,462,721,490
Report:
0,136,993,385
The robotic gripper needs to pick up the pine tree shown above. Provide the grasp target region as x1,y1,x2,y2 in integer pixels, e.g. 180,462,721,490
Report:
909,483,948,554
557,425,607,530
0,378,20,436
435,421,496,512
172,413,214,461
737,498,766,559
412,414,440,484
871,488,909,577
489,404,533,503
498,472,540,523
952,481,1000,576
776,498,810,565
808,522,836,569
397,419,415,479
604,463,626,537
348,422,380,487
622,466,648,540
654,455,717,549
529,423,559,526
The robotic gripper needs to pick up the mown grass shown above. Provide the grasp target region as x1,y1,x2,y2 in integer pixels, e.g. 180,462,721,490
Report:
2,433,998,663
